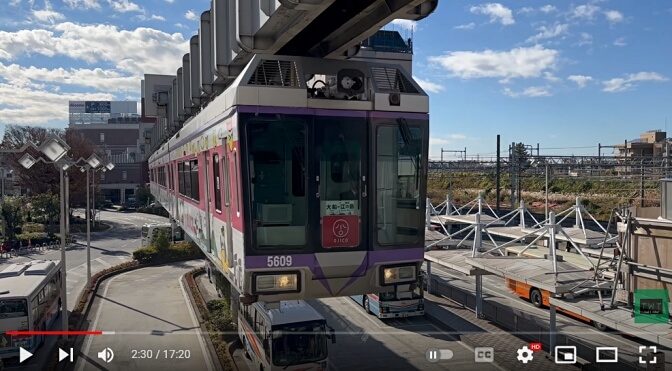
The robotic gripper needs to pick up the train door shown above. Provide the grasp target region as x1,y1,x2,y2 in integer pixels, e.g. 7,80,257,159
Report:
311,115,369,274
221,138,234,271
204,151,213,254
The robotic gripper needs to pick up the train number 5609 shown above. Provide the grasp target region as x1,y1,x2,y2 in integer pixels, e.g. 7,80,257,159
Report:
267,256,293,267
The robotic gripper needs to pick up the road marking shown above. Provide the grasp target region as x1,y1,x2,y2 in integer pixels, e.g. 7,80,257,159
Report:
66,277,78,284
76,273,123,371
94,257,112,268
117,256,129,262
67,270,85,277
179,274,215,371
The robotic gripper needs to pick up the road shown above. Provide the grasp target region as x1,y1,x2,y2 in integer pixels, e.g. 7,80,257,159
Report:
426,260,672,369
0,210,169,370
72,260,214,371
237,295,504,371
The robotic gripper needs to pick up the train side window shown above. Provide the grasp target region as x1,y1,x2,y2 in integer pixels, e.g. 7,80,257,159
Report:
178,163,185,195
190,159,200,201
213,154,222,212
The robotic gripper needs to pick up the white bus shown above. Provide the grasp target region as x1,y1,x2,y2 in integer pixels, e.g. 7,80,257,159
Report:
239,300,336,371
0,260,63,359
141,223,184,247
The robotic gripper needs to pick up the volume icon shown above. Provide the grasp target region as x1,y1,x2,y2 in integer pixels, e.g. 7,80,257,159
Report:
97,348,114,363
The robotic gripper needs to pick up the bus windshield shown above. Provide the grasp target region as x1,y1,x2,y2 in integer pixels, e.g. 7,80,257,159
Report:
379,283,423,301
271,321,328,367
141,226,149,238
0,299,28,319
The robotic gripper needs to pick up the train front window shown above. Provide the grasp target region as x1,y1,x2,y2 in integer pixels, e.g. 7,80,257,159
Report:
271,321,328,367
245,120,307,249
376,123,424,245
315,116,366,249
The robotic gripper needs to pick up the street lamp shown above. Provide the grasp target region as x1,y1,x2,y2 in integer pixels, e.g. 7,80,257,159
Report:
18,136,72,340
0,167,13,239
76,154,103,289
532,159,550,220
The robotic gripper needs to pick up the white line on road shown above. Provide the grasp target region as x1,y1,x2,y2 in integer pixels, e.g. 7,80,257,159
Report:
67,270,86,277
179,274,215,371
94,257,112,268
117,256,128,262
76,273,122,371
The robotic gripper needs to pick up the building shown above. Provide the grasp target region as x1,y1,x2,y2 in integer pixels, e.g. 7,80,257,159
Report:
68,100,153,204
352,29,413,74
614,130,670,158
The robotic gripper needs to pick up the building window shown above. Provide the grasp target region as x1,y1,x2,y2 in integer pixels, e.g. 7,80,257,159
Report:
100,133,105,143
122,171,127,181
213,154,221,212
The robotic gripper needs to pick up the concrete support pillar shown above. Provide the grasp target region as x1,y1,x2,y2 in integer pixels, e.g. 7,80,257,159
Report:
550,303,557,354
475,275,483,319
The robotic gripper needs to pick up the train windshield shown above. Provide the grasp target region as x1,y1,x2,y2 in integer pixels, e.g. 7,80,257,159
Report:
271,321,328,367
375,123,424,245
246,119,308,250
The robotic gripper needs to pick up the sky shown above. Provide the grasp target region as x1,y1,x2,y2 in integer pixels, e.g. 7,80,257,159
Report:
0,0,670,161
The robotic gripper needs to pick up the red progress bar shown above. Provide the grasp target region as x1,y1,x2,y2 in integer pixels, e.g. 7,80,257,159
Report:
6,331,104,336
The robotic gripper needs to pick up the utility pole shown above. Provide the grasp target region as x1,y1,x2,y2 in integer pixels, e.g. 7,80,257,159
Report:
496,135,501,212
510,142,515,208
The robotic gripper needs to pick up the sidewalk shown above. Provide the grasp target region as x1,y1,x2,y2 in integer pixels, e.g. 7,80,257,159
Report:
424,292,578,371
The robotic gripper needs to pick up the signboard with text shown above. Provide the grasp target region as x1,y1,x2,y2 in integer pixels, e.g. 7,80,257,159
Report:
322,215,359,248
85,101,111,113
324,200,357,216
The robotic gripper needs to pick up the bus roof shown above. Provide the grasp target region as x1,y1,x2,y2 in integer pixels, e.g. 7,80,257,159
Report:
143,223,171,228
256,300,325,326
0,260,61,299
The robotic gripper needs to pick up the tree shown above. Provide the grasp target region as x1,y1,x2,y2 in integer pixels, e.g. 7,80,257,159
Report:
1,197,23,240
511,142,531,204
31,192,60,235
135,185,154,206
154,228,171,251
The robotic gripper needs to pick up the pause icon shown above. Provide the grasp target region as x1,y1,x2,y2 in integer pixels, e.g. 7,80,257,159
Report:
426,348,440,363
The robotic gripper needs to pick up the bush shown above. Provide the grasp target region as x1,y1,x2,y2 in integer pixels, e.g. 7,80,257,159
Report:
132,241,203,264
23,223,45,233
154,229,171,251
13,232,57,247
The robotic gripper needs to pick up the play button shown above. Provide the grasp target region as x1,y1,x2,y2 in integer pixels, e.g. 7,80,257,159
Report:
19,347,33,363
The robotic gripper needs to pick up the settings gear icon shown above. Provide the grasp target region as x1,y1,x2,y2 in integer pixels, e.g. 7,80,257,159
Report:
517,346,534,363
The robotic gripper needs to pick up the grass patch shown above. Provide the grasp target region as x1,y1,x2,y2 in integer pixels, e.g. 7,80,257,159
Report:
185,268,236,370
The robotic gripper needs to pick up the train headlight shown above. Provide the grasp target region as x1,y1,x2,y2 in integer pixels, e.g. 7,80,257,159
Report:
381,265,416,286
252,272,300,294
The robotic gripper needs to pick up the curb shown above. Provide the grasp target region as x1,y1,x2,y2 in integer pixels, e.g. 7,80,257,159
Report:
182,270,228,371
54,257,202,371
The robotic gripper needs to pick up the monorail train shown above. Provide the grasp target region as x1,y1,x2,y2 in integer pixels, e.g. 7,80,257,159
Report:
148,55,429,303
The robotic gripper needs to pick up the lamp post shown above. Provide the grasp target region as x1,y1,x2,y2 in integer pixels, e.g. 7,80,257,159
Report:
18,135,73,340
76,154,103,288
544,163,549,219
0,167,13,239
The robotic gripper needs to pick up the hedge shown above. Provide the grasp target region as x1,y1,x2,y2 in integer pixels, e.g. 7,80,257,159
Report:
132,241,203,264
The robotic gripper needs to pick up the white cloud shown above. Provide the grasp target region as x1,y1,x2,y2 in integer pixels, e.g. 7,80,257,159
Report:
454,23,475,30
567,75,593,88
613,37,626,46
10,0,22,6
503,86,552,97
526,23,569,43
107,0,142,13
174,23,188,29
604,10,624,23
429,137,451,146
185,10,198,21
0,62,138,92
413,76,444,93
428,45,558,82
576,32,592,46
32,1,65,23
151,14,165,21
390,19,416,31
0,23,188,73
539,5,557,14
63,0,100,10
602,72,667,93
571,4,600,20
164,0,174,2
518,7,535,15
470,3,515,26
543,72,561,82
448,134,466,140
